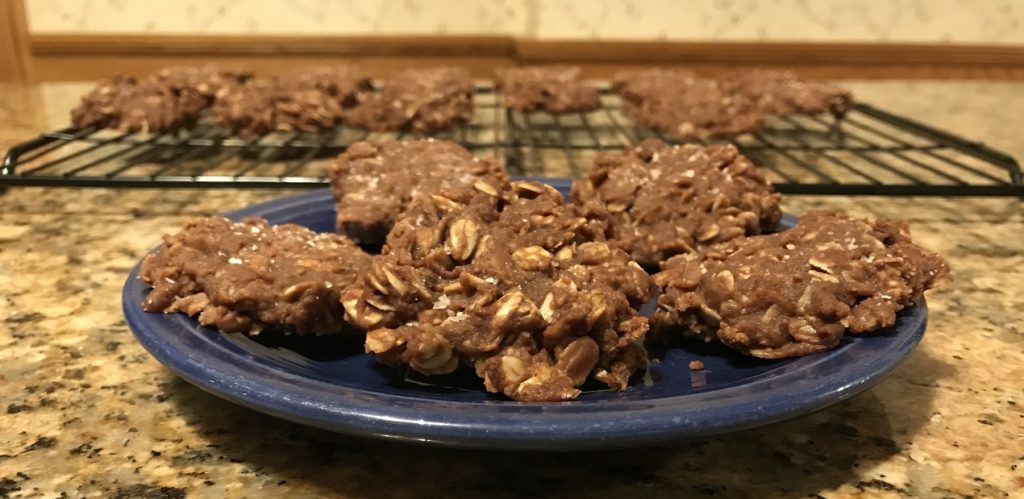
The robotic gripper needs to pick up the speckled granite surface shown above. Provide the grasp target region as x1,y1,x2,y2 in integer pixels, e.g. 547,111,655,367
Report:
0,82,1022,498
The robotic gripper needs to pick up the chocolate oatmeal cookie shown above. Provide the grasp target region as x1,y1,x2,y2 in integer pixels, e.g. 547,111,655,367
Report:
341,181,656,402
718,69,853,117
571,139,782,267
622,78,765,139
71,75,207,132
141,216,370,335
328,139,507,247
282,65,373,108
652,211,950,358
612,68,697,104
345,67,473,132
496,65,600,113
151,64,252,102
212,79,344,136
612,68,763,139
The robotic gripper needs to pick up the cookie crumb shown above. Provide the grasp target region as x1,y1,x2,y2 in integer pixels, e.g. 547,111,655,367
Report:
689,360,705,371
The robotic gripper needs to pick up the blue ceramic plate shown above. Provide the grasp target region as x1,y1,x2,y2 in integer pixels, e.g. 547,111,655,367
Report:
123,178,927,450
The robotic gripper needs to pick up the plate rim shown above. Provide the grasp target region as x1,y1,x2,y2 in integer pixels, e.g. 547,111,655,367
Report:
123,183,927,450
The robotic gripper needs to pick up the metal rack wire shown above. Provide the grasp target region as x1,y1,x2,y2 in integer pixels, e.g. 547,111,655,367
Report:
3,84,1022,196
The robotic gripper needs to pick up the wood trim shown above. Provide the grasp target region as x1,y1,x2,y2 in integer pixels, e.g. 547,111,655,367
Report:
25,34,1024,81
0,0,33,82
30,34,1024,66
30,34,515,57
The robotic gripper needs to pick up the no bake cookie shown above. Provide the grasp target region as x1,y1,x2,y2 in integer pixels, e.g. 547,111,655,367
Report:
612,68,697,104
571,139,782,267
140,216,370,335
151,64,252,102
328,139,507,247
718,69,853,117
211,79,345,135
71,75,206,132
496,65,600,114
345,67,474,132
623,79,765,139
652,210,949,358
612,69,763,139
282,65,373,108
341,181,656,401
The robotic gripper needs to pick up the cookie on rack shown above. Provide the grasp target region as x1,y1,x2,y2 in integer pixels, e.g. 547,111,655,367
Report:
151,64,253,102
495,65,600,114
612,69,763,139
140,216,371,336
211,79,344,136
281,65,373,108
328,139,507,247
344,67,474,132
652,210,950,358
341,181,656,402
71,75,207,132
611,68,697,104
622,78,765,139
718,69,853,117
571,138,782,267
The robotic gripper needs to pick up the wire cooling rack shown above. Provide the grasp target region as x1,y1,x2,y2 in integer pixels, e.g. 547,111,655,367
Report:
3,84,1022,196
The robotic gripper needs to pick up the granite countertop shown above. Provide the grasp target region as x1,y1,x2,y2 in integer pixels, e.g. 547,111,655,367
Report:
0,81,1022,498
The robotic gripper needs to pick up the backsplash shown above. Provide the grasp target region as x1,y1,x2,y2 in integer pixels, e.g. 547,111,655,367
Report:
533,0,1024,43
26,0,1024,44
25,0,528,35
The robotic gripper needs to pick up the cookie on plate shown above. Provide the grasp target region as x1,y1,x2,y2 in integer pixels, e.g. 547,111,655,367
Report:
328,139,507,247
571,138,782,267
341,181,656,402
140,216,370,335
652,210,950,358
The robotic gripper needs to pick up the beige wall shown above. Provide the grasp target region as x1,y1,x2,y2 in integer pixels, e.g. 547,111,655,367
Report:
26,0,528,35
26,0,1024,44
533,0,1024,43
